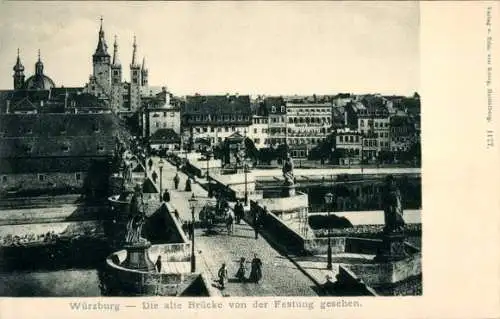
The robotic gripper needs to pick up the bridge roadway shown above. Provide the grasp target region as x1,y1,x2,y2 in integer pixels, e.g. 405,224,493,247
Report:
250,167,420,178
146,156,318,297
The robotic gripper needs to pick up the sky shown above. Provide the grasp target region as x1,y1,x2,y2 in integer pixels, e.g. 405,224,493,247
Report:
0,1,419,96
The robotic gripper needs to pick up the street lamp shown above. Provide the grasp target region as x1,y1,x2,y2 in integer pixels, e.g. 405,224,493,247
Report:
158,158,164,202
206,148,212,197
188,193,197,272
324,192,334,270
244,162,249,206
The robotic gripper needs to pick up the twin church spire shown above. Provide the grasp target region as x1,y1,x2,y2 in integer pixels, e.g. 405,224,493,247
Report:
95,17,147,73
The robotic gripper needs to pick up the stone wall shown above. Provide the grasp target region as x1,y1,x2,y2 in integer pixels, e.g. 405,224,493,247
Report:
328,265,378,296
346,253,422,286
303,237,346,255
104,246,197,296
0,204,105,225
245,201,306,253
0,172,86,192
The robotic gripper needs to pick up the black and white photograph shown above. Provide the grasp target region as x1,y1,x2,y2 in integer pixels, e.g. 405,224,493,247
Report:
0,2,421,297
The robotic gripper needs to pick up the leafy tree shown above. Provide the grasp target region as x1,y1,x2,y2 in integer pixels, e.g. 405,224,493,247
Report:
259,147,277,165
244,137,260,162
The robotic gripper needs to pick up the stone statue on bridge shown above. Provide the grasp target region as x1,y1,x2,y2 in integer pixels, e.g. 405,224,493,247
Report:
125,184,147,244
282,153,295,186
382,175,405,233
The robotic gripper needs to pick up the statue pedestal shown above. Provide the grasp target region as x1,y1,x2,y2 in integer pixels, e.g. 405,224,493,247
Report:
281,184,296,197
374,232,408,262
121,240,155,272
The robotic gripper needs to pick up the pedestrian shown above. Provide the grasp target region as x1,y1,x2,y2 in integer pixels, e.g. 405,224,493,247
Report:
152,171,158,184
226,210,234,235
148,158,153,171
185,178,192,192
173,173,180,190
162,189,171,202
235,257,247,282
248,254,263,284
218,263,228,289
155,255,162,273
174,209,180,220
235,200,243,224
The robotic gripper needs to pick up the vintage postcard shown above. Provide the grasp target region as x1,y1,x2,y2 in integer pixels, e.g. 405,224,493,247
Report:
0,1,497,319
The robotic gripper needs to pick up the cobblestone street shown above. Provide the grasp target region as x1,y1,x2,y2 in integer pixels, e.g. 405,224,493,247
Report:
148,156,318,296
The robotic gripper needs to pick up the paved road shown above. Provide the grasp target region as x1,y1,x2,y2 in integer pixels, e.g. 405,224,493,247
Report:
147,156,318,296
250,167,420,178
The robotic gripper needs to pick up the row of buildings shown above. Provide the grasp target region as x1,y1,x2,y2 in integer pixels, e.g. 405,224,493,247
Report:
0,18,420,195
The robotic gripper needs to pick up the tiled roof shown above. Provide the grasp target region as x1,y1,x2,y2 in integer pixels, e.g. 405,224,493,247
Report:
262,97,286,115
0,113,118,138
0,113,120,169
0,136,115,157
183,95,251,115
0,157,110,174
149,128,180,144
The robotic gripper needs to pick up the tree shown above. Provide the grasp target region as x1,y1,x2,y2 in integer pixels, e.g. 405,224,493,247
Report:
244,137,259,162
378,150,395,164
258,147,277,165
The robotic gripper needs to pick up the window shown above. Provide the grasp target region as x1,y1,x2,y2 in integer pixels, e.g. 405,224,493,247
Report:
2,176,6,183
97,145,105,152
163,122,167,128
75,173,81,181
225,127,229,132
62,145,70,152
170,112,175,117
339,136,343,142
281,106,285,113
163,112,167,117
93,123,100,132
231,127,235,132
156,122,159,128
203,127,207,133
271,106,276,113
254,128,257,134
195,128,200,133
356,136,359,143
38,174,45,182
217,127,222,132
210,127,214,132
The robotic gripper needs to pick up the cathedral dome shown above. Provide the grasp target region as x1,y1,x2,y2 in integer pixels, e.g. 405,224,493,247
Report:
24,74,55,90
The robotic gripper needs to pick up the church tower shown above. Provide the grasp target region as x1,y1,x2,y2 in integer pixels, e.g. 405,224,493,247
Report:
13,48,25,90
91,17,111,98
110,35,123,111
141,57,148,87
129,36,141,111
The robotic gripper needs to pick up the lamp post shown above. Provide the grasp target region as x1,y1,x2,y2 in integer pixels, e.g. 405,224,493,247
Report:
188,193,197,272
324,192,334,270
244,163,249,206
206,148,212,197
158,158,164,201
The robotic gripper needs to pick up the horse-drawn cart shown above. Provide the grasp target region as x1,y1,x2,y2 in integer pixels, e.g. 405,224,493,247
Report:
198,198,231,234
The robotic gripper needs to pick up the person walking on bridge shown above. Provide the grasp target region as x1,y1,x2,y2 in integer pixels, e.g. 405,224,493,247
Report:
173,173,180,190
162,189,171,202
